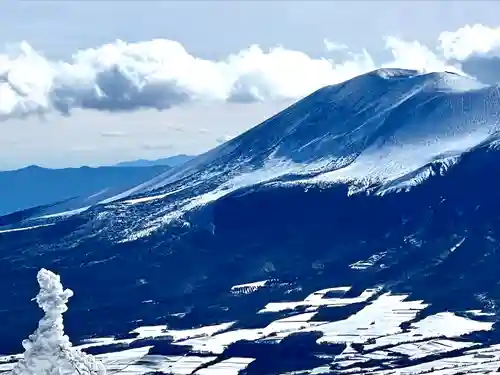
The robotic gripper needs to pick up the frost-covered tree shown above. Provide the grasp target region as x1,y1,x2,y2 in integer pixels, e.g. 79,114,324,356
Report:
12,268,106,375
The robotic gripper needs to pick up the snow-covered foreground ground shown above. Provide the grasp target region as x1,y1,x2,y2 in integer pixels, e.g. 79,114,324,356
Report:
1,279,496,375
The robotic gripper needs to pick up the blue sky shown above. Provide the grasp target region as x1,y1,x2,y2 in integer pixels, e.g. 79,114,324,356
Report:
1,1,500,169
3,1,498,59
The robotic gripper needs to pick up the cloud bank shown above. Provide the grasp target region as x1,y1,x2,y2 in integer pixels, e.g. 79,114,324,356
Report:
1,24,500,121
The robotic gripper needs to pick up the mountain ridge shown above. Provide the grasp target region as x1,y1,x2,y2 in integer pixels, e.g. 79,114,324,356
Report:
112,154,194,168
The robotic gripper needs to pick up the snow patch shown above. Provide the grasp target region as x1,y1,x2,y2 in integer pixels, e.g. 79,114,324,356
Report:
231,280,269,295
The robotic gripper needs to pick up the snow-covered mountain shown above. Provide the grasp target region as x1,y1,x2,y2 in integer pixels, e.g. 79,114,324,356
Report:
3,68,500,375
107,68,498,199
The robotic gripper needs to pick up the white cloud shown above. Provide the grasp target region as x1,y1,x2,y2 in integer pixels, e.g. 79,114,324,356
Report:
438,24,500,60
323,39,348,52
381,37,459,73
1,24,500,122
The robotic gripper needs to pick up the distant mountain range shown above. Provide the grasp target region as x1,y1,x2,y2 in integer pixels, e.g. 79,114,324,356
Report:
0,155,195,217
112,154,194,168
0,165,171,217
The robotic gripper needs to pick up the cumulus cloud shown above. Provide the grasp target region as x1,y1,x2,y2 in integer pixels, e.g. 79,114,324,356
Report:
438,24,500,60
1,24,500,121
438,24,500,85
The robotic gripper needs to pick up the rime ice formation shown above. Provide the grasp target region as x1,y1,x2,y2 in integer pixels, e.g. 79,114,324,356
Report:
11,269,106,375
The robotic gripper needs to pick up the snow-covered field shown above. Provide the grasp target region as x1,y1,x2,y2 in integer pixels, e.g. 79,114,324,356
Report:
2,270,496,375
